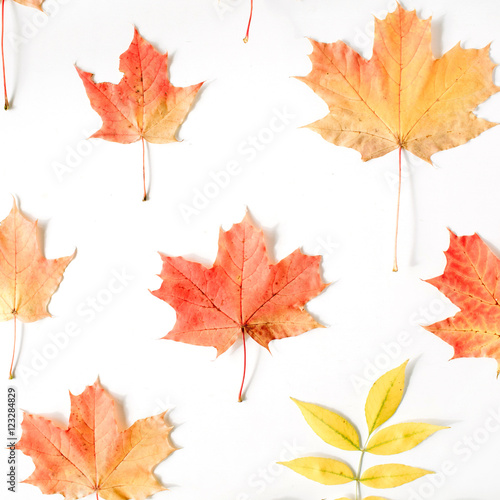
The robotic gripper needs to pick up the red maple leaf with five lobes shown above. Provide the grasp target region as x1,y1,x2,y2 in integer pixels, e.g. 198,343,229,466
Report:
151,214,328,400
76,27,204,201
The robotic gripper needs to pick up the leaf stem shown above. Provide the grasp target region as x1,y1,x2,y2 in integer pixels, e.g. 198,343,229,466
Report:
9,315,16,379
355,436,370,500
238,329,247,402
1,0,8,110
141,137,147,201
243,0,253,43
393,146,402,272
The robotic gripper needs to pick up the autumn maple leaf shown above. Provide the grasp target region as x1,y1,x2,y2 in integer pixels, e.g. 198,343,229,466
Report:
1,0,44,109
0,200,74,378
424,231,500,373
17,380,175,500
298,4,499,270
76,27,204,201
151,213,328,401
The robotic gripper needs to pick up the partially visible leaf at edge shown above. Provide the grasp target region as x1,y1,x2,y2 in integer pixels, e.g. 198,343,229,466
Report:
14,1,43,10
424,231,500,372
291,397,360,451
365,361,408,434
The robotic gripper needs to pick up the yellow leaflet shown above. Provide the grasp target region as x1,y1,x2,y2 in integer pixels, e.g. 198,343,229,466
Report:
366,422,448,455
279,457,355,485
364,497,389,500
361,464,432,488
365,361,408,433
291,398,360,451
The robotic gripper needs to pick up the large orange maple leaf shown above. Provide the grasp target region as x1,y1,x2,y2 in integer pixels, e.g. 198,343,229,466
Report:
424,231,500,372
0,200,74,378
76,27,203,200
151,213,328,400
299,4,499,163
298,4,499,271
17,380,175,500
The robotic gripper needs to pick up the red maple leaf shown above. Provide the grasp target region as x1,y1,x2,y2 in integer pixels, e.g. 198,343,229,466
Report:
76,27,203,201
424,230,500,372
151,213,328,400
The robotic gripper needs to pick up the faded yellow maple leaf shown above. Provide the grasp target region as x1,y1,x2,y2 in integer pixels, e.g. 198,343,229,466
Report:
0,200,74,378
299,4,499,163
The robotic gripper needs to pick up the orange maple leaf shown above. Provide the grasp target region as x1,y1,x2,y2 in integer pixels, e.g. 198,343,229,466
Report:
17,380,175,500
151,213,328,400
298,4,499,271
424,231,500,372
76,27,204,201
299,4,499,163
0,200,74,378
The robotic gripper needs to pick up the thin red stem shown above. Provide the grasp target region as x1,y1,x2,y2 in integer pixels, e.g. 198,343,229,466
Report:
1,0,8,110
9,315,16,379
141,137,147,201
243,0,253,43
96,492,99,500
393,147,402,272
238,329,247,402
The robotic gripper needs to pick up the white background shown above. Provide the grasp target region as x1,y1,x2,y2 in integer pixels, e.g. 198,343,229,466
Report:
1,0,500,499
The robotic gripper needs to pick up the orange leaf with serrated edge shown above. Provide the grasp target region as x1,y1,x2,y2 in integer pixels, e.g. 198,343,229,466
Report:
17,380,175,500
0,200,74,378
151,213,327,400
297,4,499,271
76,27,204,200
298,4,499,163
424,231,500,372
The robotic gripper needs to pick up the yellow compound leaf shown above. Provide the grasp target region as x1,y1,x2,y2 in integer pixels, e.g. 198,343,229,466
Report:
365,361,408,434
361,464,432,488
366,422,448,455
279,457,355,485
291,398,360,451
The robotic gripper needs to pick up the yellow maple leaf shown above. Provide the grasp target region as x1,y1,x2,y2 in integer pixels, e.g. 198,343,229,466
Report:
299,4,499,163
